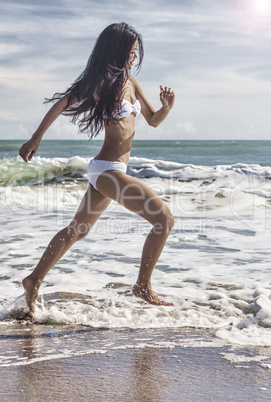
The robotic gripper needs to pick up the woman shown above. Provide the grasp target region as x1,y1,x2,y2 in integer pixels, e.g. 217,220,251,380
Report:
19,22,175,313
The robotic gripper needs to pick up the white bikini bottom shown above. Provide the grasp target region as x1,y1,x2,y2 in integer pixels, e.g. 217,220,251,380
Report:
87,158,127,190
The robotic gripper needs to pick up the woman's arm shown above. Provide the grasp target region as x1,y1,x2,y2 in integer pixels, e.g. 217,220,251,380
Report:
19,95,69,162
130,76,175,127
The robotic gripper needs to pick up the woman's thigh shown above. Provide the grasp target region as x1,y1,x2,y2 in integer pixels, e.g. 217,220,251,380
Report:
69,184,111,235
96,171,172,225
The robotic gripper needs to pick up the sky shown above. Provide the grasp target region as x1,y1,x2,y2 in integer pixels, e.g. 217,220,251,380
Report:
0,0,271,141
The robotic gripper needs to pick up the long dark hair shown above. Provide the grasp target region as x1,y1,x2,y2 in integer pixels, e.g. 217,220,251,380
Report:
45,22,144,139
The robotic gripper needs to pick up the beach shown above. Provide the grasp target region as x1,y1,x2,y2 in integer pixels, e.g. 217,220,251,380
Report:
1,140,271,400
1,325,271,402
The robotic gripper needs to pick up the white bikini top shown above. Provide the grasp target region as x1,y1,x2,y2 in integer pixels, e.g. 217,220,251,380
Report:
114,98,141,119
103,80,141,120
103,98,141,120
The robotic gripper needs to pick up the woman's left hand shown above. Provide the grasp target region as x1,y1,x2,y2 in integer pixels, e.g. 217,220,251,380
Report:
160,85,175,109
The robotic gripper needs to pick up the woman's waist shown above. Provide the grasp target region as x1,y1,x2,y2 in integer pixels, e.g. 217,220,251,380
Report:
94,157,128,166
95,143,132,165
94,152,130,166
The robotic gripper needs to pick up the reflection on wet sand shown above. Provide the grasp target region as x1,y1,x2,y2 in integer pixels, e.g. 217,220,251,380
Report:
128,348,170,401
1,326,271,401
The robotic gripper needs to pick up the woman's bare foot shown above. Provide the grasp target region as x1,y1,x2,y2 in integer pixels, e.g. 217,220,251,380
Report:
132,284,172,306
22,276,40,314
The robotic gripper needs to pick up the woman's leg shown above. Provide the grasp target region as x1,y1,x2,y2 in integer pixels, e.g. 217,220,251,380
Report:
96,171,174,306
23,184,111,312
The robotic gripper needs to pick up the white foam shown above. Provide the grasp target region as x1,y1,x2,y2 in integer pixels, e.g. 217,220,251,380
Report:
0,349,106,368
1,155,271,360
220,352,269,363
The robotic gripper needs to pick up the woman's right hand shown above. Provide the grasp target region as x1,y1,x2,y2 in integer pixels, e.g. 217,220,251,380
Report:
19,137,41,162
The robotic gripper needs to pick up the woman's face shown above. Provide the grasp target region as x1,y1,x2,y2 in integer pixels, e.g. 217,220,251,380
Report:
127,41,138,70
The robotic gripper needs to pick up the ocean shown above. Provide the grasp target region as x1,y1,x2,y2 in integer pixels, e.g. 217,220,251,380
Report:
2,139,271,165
1,139,271,374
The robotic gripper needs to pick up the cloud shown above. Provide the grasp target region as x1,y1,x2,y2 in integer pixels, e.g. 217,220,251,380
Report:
0,111,19,122
18,124,28,137
47,117,82,140
177,122,198,135
0,0,271,140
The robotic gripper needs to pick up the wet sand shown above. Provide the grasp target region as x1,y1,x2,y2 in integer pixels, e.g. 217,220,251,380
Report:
0,325,271,401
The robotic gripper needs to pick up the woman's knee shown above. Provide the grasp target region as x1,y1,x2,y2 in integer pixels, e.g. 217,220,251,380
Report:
153,208,174,235
167,210,175,231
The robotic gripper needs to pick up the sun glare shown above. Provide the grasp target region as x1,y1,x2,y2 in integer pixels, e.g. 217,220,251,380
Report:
254,0,270,13
239,0,271,28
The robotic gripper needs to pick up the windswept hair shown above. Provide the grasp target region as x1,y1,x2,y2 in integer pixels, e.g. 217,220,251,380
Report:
45,22,144,139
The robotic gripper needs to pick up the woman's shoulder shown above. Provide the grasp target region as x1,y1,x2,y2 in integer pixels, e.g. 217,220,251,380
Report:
128,75,139,86
128,75,141,96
